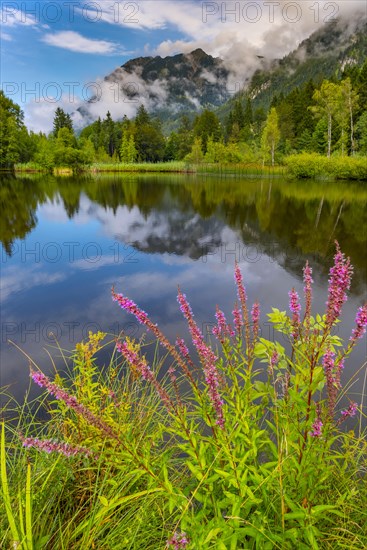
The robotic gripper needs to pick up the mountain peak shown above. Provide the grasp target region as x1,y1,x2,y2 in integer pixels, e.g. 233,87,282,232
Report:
188,48,209,58
104,48,230,112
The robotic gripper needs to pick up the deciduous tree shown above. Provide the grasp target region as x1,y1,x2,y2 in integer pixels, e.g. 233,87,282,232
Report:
261,107,280,166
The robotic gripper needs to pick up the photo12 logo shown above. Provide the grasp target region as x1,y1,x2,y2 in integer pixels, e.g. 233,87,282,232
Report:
1,2,140,25
1,81,141,104
1,241,141,264
1,321,140,344
202,2,340,24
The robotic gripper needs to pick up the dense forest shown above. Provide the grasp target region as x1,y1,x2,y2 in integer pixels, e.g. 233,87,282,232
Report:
1,60,366,171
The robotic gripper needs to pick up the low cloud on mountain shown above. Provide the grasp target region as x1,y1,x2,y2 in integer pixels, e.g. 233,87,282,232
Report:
22,0,367,132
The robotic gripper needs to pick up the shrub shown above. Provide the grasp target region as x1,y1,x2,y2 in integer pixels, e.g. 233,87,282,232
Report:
285,153,367,180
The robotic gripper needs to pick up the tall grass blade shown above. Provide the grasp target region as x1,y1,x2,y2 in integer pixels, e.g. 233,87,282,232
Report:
25,462,33,550
1,422,21,547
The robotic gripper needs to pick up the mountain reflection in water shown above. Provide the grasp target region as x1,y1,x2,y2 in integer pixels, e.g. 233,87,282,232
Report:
1,173,366,406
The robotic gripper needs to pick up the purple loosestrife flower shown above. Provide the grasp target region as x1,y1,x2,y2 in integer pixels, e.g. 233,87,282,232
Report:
177,289,225,428
232,302,243,336
176,337,196,371
303,261,313,334
167,531,189,549
288,288,301,337
20,435,93,458
325,243,353,329
117,341,172,411
30,369,118,441
117,341,153,382
176,337,189,358
235,262,247,305
289,289,301,318
310,402,323,437
310,418,323,437
112,289,196,386
234,263,250,346
212,307,235,342
341,402,358,418
251,301,260,342
350,304,367,342
111,293,150,325
271,350,279,366
322,349,343,417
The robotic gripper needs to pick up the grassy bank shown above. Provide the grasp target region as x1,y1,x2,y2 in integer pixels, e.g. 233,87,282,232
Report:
14,162,48,173
12,161,286,177
195,162,286,176
1,247,367,549
285,153,367,180
13,155,367,179
90,161,194,173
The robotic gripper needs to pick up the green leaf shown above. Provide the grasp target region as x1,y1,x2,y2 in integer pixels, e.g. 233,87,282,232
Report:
35,535,51,549
213,468,231,478
186,461,203,480
98,495,109,507
71,488,163,540
203,528,222,544
284,511,307,520
310,504,342,517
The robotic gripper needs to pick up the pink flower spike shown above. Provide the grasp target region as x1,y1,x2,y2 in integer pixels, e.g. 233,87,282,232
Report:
271,349,278,367
177,289,224,428
350,304,367,342
288,288,301,319
19,435,93,458
234,263,250,348
251,301,260,341
303,261,313,333
112,291,150,325
167,531,189,549
310,418,323,437
234,262,247,306
310,402,323,437
325,242,353,328
117,341,172,410
30,369,119,441
341,402,358,418
232,303,243,336
112,288,196,387
213,307,235,342
176,337,189,358
288,288,301,337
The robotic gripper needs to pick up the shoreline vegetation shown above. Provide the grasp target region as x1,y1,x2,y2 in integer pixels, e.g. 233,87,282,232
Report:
2,65,367,182
1,247,367,548
10,153,367,180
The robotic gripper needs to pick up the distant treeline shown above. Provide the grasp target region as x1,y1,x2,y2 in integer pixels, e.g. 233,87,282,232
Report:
1,59,366,171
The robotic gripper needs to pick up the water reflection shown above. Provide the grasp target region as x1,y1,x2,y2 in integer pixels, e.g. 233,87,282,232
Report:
1,173,366,404
2,174,366,271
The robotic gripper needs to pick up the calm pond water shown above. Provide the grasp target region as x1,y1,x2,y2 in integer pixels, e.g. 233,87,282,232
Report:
1,173,366,411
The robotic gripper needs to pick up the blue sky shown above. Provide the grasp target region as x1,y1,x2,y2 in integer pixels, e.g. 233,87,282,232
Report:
1,0,366,132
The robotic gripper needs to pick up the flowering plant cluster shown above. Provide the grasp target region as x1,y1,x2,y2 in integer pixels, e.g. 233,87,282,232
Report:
12,242,366,549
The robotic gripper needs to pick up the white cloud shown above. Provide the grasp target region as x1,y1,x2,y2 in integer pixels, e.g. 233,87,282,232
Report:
76,0,365,92
22,0,367,132
41,31,123,55
1,31,13,41
24,94,84,134
0,265,65,302
1,7,38,27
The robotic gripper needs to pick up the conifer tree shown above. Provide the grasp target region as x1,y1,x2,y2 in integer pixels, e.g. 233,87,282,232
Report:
53,107,73,137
